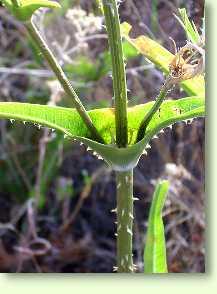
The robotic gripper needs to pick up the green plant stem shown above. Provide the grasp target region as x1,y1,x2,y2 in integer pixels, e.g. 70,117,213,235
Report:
116,169,134,273
25,19,104,144
102,0,128,148
11,0,20,7
136,78,172,142
103,0,133,273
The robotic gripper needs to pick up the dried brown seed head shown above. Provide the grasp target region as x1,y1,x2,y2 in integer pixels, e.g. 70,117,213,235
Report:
168,41,205,84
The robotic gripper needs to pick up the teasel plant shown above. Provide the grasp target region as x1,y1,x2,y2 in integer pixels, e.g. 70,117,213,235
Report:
0,1,205,273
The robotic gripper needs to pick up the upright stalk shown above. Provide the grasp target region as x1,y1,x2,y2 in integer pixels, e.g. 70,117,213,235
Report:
102,0,133,273
136,78,172,142
11,0,20,7
116,169,134,272
102,0,128,148
25,20,104,144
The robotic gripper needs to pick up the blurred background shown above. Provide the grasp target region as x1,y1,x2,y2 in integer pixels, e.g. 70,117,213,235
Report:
0,0,204,273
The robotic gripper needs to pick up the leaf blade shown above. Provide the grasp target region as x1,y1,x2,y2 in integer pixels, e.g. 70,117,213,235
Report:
174,8,201,44
2,0,61,21
144,180,169,273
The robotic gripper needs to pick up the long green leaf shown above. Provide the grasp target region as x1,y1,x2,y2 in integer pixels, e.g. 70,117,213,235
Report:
120,22,205,97
174,8,201,44
144,180,169,273
2,0,61,21
0,96,204,170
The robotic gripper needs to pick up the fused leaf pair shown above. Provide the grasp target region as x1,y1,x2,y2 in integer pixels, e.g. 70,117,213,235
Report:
0,96,204,171
1,0,60,21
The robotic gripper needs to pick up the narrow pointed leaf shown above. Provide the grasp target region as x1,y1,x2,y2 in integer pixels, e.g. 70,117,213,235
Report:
120,22,205,96
144,180,169,273
174,8,201,44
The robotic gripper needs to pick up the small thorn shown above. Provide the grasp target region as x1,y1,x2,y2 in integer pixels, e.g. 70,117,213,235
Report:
87,146,92,151
146,144,151,149
111,208,117,213
127,226,133,236
113,266,118,272
133,197,139,201
38,125,41,129
114,233,118,236
187,119,194,124
129,213,134,219
159,129,164,134
64,134,68,139
10,119,15,123
153,135,158,139
23,121,26,125
97,155,103,160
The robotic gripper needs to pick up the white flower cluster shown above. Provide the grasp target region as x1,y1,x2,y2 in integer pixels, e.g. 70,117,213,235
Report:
66,7,103,39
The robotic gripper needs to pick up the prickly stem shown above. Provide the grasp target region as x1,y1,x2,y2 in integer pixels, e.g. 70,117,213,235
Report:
116,169,134,273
